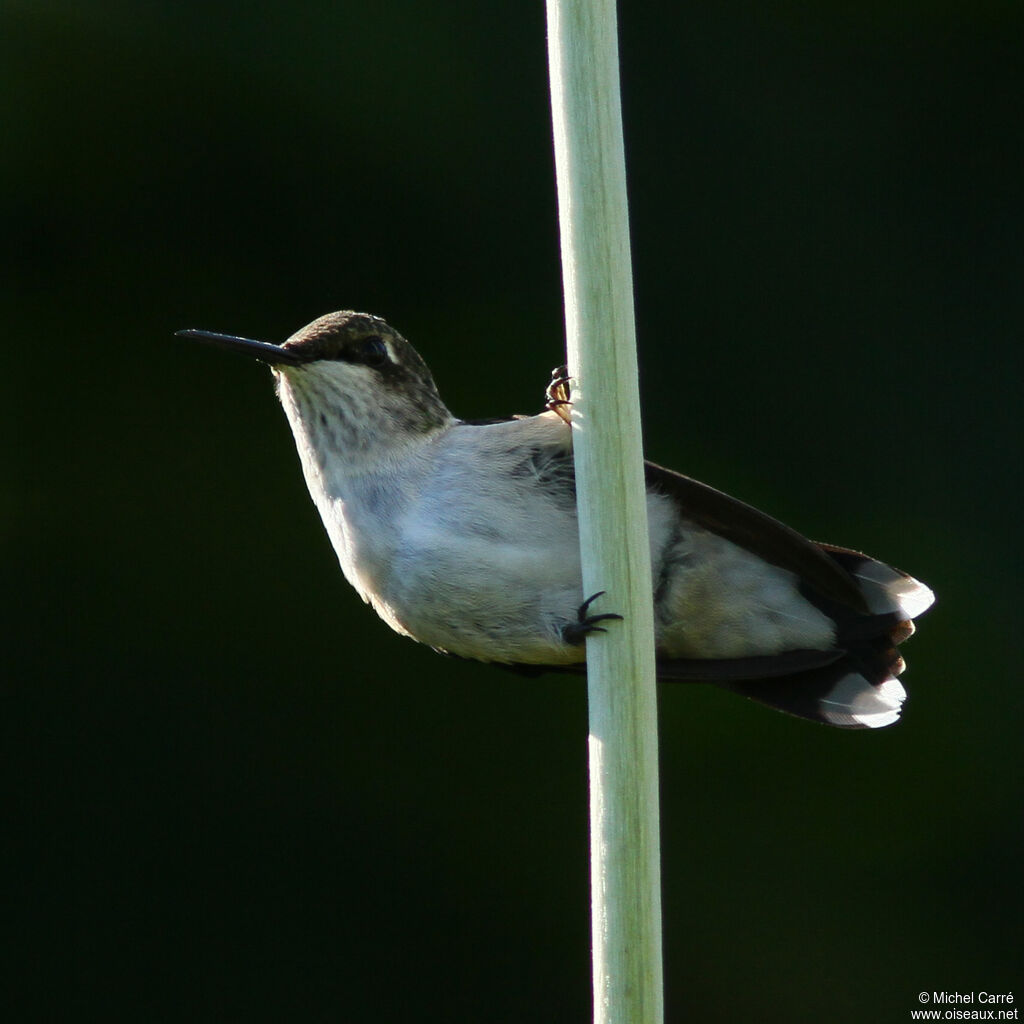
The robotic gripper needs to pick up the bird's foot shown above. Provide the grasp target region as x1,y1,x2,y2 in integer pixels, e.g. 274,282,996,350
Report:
562,591,624,646
545,365,573,425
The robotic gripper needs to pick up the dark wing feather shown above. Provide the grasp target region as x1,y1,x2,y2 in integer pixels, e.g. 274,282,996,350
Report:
501,648,843,683
653,647,845,681
644,461,868,611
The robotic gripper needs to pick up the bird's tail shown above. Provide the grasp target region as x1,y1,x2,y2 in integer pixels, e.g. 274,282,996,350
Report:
719,546,934,729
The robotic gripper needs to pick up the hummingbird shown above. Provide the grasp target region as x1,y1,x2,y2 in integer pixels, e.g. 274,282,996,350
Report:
178,310,934,729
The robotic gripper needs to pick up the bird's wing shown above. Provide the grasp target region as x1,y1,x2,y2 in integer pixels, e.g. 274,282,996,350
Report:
501,647,843,682
644,460,869,611
651,647,845,681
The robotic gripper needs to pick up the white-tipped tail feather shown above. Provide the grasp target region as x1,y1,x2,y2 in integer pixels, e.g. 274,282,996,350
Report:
818,674,907,729
842,556,936,620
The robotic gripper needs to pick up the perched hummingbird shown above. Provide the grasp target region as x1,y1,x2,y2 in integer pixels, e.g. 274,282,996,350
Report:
179,310,933,729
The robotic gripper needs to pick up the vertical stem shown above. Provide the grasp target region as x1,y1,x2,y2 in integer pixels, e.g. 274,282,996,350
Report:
546,3,664,1024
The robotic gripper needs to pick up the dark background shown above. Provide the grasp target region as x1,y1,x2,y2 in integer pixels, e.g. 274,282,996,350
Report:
4,2,1021,1021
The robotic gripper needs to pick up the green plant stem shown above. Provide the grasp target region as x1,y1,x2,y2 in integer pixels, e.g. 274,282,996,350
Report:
546,2,665,1022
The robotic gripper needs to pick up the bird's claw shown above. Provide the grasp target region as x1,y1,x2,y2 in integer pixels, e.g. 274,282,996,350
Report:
562,590,624,646
545,365,573,425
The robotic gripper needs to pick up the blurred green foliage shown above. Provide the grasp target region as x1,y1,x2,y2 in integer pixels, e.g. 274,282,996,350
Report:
3,2,1021,1021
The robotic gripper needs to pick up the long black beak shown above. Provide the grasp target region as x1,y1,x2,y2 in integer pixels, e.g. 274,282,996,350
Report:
176,329,304,366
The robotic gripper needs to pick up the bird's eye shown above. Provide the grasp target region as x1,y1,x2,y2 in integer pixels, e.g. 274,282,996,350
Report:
360,335,389,367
